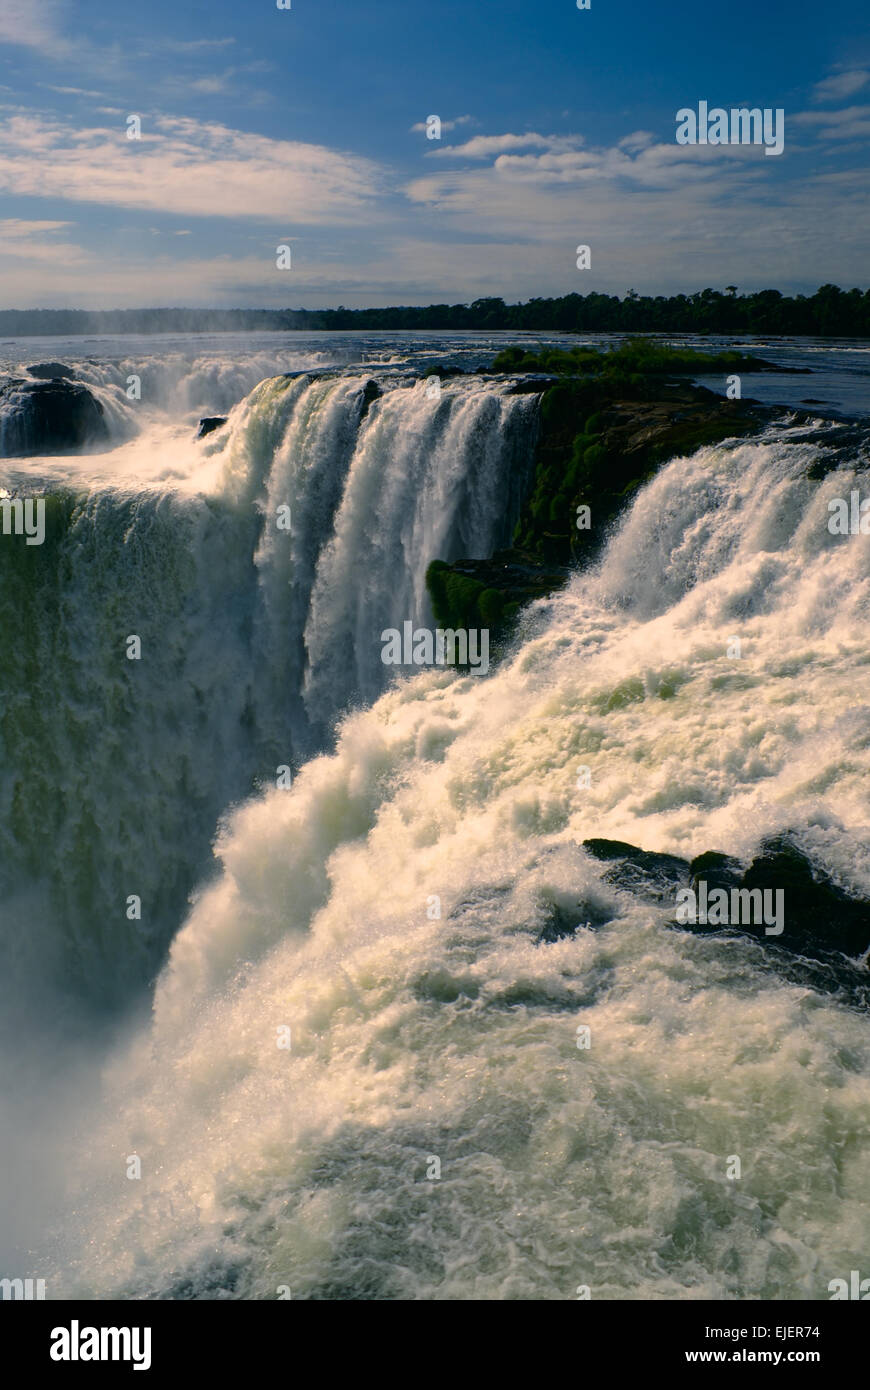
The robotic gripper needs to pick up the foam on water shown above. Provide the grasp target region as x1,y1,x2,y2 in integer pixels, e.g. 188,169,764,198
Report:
0,373,536,1011
0,343,336,448
45,420,870,1300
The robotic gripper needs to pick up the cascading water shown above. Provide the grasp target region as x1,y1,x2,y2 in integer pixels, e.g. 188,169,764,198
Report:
0,345,337,446
32,412,870,1301
0,371,538,1012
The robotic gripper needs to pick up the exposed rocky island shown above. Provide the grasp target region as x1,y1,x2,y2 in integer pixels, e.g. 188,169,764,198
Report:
0,369,108,456
426,339,820,632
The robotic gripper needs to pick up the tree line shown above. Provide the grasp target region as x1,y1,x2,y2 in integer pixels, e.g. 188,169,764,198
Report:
1,285,868,337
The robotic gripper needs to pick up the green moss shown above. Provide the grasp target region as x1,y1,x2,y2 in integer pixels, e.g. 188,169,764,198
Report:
492,335,766,379
426,560,488,628
424,559,451,625
478,588,506,626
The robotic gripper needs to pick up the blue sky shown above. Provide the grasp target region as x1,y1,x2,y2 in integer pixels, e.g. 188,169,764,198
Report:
0,0,867,307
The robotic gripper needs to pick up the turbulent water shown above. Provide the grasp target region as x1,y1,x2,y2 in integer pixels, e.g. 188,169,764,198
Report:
2,334,869,1300
0,360,536,1009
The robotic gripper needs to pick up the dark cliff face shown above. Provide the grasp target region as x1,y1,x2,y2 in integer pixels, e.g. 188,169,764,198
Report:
0,377,109,456
514,379,766,566
426,370,770,634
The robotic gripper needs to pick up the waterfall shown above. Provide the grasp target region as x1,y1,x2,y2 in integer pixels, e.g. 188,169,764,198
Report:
43,416,870,1301
0,372,538,1007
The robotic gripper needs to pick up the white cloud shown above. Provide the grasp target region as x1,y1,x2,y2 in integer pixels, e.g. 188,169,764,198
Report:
0,112,384,223
189,72,237,95
0,0,69,56
152,37,237,53
0,173,866,305
812,70,870,102
0,217,73,236
392,124,870,296
0,217,87,264
428,132,582,159
792,104,870,139
410,115,474,133
42,85,105,98
0,107,864,305
618,130,656,152
407,132,772,221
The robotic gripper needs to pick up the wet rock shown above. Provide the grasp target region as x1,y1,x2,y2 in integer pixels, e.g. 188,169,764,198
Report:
422,364,465,379
426,550,572,632
536,897,613,943
585,834,870,980
196,416,227,438
740,836,870,960
801,422,870,478
25,361,75,380
0,378,108,456
427,378,776,635
359,379,381,421
515,380,769,567
582,838,690,904
689,850,743,895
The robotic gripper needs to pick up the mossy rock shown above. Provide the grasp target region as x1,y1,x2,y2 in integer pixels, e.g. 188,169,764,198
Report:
478,588,506,626
426,562,487,627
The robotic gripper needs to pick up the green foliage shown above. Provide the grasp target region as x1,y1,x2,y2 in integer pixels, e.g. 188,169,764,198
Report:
426,560,488,628
478,588,506,626
422,363,465,379
425,568,512,638
492,336,767,379
5,285,869,337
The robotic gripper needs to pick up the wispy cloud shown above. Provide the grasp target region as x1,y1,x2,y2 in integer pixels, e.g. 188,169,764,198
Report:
41,85,105,99
149,37,237,54
618,131,656,153
396,122,870,295
0,0,70,57
189,72,238,95
427,131,582,159
0,112,385,223
408,129,775,215
792,104,870,140
812,70,870,102
0,56,865,307
410,115,474,133
0,216,88,264
0,218,73,236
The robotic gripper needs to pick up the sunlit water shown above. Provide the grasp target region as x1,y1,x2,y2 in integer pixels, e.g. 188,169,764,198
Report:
0,332,868,1299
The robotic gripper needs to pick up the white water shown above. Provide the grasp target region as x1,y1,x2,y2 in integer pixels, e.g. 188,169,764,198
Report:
31,413,870,1301
0,372,536,1014
0,343,335,440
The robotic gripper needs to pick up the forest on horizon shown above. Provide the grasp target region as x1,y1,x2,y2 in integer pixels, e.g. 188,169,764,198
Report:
1,284,868,338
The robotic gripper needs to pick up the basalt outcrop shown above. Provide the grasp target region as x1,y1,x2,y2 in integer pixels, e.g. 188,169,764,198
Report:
574,835,870,1003
196,416,227,438
0,375,108,456
427,371,768,631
